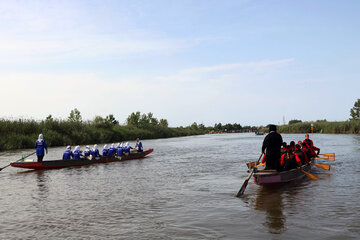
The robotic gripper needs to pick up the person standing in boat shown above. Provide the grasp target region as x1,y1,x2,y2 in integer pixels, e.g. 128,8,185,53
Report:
303,134,320,155
63,146,74,160
261,124,283,171
134,138,143,152
35,133,48,162
73,145,82,160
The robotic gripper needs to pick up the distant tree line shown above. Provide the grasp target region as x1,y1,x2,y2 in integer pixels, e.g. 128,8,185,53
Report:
278,99,360,134
0,109,213,150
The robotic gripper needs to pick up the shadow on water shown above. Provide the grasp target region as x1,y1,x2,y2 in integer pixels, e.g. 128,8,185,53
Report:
253,185,286,234
252,179,310,235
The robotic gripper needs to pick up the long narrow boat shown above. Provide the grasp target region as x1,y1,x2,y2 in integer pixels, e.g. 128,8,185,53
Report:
252,164,311,185
10,148,153,170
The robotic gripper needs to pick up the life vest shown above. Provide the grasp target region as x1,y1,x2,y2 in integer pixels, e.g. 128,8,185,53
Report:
293,149,309,165
280,151,296,167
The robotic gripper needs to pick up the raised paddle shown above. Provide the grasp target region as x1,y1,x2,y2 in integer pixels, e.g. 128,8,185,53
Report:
236,153,263,197
312,163,331,171
0,151,36,171
298,167,320,180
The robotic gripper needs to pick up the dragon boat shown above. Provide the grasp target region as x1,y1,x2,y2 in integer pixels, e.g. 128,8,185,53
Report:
10,148,153,170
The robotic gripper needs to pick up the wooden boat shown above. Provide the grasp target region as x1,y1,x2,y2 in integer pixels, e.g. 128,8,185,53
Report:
252,164,311,185
10,148,153,170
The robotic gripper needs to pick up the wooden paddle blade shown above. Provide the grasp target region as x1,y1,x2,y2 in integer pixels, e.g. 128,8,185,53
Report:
256,162,265,167
236,179,249,197
246,162,256,169
300,169,320,180
315,156,335,161
321,153,335,157
313,163,331,171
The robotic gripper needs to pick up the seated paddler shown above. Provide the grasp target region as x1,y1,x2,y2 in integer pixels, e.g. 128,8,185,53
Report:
293,144,309,165
280,145,297,171
73,145,83,160
116,143,124,156
102,145,109,157
91,144,100,158
123,142,133,155
63,146,74,160
108,143,116,156
303,134,320,155
84,146,91,158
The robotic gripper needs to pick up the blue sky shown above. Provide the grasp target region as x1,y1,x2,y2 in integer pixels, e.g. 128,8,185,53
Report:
0,0,359,126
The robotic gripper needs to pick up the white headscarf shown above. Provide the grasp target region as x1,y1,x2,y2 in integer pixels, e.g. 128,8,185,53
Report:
94,144,98,150
38,134,44,142
75,145,80,151
111,143,115,148
66,146,71,150
86,145,90,149
120,143,123,148
125,142,129,147
103,144,108,149
117,143,121,148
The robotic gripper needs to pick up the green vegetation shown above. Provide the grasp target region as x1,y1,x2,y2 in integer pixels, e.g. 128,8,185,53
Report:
278,120,360,134
288,119,302,125
279,100,360,134
350,98,360,120
0,110,211,151
2,98,360,150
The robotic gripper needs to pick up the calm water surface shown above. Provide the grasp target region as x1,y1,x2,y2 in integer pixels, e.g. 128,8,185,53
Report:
0,133,359,239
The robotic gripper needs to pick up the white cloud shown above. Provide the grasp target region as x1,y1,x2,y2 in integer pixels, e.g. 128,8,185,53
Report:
0,35,194,64
182,58,295,74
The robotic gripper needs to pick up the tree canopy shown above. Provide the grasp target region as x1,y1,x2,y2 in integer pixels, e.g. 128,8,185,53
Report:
350,99,360,120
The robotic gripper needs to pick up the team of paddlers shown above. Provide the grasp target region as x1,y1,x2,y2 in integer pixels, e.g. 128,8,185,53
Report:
261,125,320,171
34,133,143,162
62,140,143,160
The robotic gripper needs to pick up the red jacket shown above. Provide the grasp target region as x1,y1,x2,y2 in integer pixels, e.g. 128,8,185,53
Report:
293,149,309,164
303,139,320,151
280,152,295,166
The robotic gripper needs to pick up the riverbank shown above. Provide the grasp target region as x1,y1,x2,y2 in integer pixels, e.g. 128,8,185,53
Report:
278,120,360,134
0,118,207,151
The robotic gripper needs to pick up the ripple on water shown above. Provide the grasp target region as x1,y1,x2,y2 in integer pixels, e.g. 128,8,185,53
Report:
0,133,359,239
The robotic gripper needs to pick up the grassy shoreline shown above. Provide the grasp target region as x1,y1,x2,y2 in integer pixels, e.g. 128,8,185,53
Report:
2,116,359,151
278,120,360,134
0,118,207,151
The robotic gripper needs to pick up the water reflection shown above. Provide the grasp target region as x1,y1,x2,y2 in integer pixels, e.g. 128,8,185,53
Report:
254,185,285,234
35,170,49,199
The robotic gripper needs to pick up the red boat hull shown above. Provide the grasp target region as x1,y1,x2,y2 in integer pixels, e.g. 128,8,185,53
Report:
11,148,153,170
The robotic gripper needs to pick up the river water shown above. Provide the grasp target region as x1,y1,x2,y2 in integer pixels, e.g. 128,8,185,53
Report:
0,133,359,239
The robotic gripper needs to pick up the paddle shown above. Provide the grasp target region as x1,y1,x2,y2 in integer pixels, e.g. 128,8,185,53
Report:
312,163,331,171
298,166,320,180
320,153,335,157
236,153,263,197
315,156,335,161
0,151,36,171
